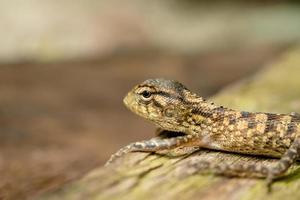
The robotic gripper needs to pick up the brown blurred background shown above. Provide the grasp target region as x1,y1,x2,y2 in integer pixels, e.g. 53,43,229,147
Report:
0,0,300,199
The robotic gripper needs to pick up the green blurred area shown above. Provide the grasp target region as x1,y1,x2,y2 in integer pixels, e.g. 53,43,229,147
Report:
0,0,299,63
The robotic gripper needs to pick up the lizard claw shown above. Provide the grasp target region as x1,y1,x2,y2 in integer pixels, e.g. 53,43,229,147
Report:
266,173,274,193
266,168,281,193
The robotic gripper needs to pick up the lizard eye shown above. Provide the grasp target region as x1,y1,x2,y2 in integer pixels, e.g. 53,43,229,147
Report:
140,90,152,101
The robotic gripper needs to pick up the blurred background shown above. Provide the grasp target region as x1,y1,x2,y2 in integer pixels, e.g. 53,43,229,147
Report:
1,0,300,199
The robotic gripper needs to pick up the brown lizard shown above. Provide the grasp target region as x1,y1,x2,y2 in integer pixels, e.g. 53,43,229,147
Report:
106,78,300,186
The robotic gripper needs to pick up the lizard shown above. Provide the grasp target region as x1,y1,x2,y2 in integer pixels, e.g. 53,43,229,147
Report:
105,78,300,186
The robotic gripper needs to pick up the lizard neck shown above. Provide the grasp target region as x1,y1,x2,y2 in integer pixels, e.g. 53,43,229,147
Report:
183,91,235,133
184,90,231,121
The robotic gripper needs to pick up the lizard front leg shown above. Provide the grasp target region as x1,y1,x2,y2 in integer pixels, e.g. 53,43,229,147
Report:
105,134,197,166
156,146,200,157
184,136,300,188
155,128,200,157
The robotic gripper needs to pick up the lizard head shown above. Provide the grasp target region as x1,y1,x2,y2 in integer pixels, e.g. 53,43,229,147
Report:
123,78,198,133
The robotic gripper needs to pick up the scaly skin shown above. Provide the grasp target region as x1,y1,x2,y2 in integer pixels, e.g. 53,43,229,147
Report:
106,79,300,186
